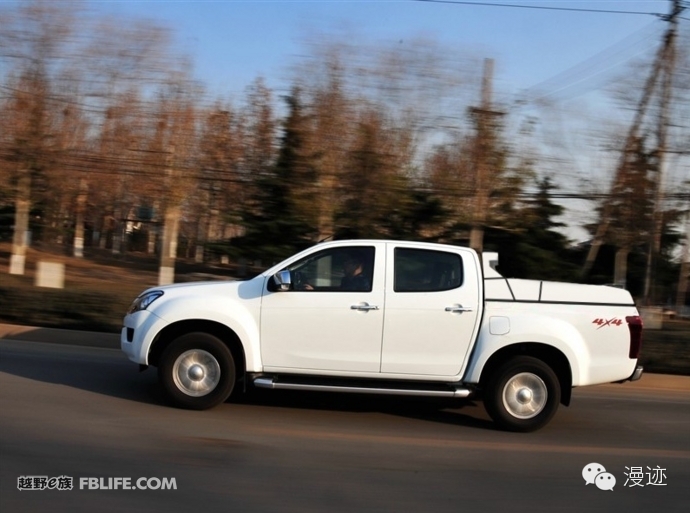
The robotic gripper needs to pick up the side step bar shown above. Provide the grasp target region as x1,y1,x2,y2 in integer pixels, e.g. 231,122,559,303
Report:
253,377,472,398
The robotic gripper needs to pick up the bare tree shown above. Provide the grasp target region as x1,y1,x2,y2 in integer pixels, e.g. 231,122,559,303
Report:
146,68,202,285
298,48,356,240
0,0,77,273
0,0,180,270
72,15,172,256
195,102,245,261
289,35,477,240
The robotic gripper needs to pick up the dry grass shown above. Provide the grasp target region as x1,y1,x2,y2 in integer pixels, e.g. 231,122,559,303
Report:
0,241,237,331
1,242,158,294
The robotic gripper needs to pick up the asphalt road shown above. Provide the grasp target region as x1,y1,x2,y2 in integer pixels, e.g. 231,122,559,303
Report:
1,332,689,513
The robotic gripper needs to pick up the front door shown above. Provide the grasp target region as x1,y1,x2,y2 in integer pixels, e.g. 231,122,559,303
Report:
261,243,385,373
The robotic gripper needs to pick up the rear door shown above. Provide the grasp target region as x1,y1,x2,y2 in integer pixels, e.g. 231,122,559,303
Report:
380,244,482,376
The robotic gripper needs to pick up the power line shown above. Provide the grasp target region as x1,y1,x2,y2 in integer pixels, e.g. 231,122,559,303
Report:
3,147,687,204
0,84,111,115
517,20,664,104
414,0,666,17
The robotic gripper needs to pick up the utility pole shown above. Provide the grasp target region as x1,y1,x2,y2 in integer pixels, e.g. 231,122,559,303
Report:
469,58,503,254
643,0,683,303
582,0,685,302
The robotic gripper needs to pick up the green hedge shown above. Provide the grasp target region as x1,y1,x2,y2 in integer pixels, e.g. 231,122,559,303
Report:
0,285,128,332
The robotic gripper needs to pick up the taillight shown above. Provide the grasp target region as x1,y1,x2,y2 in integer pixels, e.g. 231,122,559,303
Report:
626,315,643,359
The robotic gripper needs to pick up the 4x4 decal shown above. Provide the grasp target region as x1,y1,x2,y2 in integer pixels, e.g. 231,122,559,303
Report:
592,318,623,329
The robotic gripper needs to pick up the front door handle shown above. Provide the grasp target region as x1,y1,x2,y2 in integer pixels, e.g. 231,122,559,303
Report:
351,302,380,312
445,304,474,313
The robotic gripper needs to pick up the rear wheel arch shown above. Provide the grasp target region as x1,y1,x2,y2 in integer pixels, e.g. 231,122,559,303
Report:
478,342,573,407
483,355,561,432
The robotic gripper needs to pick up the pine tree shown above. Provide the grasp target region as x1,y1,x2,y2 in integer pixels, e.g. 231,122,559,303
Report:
235,87,317,261
486,176,579,281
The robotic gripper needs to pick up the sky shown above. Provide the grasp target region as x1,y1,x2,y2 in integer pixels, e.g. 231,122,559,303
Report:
3,0,687,241
88,0,682,241
89,0,673,100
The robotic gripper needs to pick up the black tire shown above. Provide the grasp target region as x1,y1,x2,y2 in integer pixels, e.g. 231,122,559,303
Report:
484,356,561,432
158,332,236,410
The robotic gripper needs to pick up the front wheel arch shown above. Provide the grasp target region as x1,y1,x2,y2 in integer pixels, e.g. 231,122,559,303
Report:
149,320,245,373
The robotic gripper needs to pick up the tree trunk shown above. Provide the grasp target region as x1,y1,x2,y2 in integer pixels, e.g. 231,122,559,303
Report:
676,217,690,313
73,179,88,257
469,225,485,254
614,247,630,289
159,204,181,285
10,171,31,275
195,214,207,263
111,207,122,255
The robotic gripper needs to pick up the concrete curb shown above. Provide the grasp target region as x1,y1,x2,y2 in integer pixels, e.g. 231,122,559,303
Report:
1,323,689,392
608,372,690,392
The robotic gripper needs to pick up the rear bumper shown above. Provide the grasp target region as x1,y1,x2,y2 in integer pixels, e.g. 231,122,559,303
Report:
614,365,643,384
629,365,644,382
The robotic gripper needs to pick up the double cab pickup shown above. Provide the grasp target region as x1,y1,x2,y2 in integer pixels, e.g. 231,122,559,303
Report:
122,240,643,431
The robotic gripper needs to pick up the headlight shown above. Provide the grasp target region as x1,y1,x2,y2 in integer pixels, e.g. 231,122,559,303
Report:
128,290,164,314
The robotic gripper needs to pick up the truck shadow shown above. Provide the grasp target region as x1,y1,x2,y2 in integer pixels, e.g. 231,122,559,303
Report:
0,342,166,406
236,388,497,431
0,341,495,430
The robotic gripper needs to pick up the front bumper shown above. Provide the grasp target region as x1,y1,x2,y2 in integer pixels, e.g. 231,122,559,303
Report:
120,310,166,365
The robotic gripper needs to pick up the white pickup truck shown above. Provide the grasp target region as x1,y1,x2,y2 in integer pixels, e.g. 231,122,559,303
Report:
121,239,643,432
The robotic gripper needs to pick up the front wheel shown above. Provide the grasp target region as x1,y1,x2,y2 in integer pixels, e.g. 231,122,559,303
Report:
484,356,561,432
158,332,236,410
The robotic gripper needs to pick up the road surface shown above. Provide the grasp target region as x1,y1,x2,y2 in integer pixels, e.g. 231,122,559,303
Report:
0,329,688,513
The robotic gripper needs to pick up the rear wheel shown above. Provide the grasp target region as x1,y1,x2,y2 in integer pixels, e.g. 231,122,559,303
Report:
158,332,235,410
484,356,560,432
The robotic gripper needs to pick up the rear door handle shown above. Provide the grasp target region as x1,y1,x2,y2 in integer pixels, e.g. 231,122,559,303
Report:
351,302,380,312
445,304,474,313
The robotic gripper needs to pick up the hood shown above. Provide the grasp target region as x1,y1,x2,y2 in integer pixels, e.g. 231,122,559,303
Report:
138,275,266,313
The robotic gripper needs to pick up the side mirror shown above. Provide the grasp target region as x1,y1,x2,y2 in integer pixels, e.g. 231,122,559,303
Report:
273,270,292,291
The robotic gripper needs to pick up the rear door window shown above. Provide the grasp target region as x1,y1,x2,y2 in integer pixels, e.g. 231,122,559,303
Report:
394,248,463,293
